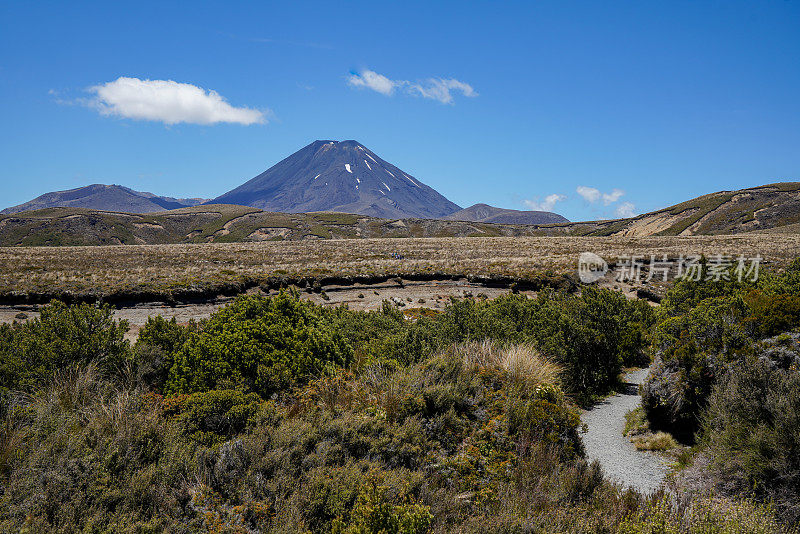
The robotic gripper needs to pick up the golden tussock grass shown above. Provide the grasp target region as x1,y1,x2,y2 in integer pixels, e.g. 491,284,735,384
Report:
456,340,562,386
632,431,679,451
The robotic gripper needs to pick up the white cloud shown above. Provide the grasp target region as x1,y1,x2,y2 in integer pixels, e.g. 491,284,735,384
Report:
347,70,398,96
347,69,477,104
576,185,626,205
602,189,624,205
407,78,477,104
523,193,567,212
576,186,601,203
615,201,636,218
88,77,266,125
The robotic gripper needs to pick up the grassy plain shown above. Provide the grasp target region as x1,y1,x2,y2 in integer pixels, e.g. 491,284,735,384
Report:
0,234,798,299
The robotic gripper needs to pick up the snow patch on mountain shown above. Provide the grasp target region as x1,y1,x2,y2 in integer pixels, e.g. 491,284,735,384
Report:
403,174,420,188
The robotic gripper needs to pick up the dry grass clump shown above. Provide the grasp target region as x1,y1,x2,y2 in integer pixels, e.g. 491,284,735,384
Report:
456,340,562,386
45,362,105,411
631,431,678,452
625,407,679,452
500,344,562,386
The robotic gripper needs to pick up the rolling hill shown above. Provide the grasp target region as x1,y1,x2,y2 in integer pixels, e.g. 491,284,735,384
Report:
2,184,207,214
584,182,800,237
445,203,569,225
0,205,557,246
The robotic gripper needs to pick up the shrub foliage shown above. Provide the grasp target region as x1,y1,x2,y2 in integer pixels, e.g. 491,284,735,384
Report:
165,293,353,397
0,276,794,532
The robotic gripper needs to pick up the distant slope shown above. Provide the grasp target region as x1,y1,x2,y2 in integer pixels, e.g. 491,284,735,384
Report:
2,182,798,246
1,184,207,215
210,140,462,219
592,182,800,237
0,205,564,246
445,203,569,225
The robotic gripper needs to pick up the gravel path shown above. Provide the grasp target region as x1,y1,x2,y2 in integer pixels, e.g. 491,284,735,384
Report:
581,367,669,494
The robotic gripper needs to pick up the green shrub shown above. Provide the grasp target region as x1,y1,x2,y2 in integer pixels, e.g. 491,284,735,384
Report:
658,260,751,317
0,300,129,392
136,315,199,355
168,389,263,446
134,316,200,391
165,292,353,397
742,290,800,338
331,479,432,534
644,293,754,437
624,407,650,437
323,302,413,366
506,384,583,458
618,496,785,534
527,287,652,403
702,353,800,524
644,262,800,438
300,463,367,531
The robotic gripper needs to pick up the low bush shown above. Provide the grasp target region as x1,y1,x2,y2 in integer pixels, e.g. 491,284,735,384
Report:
643,262,800,438
0,300,129,392
136,315,199,355
331,477,432,534
0,367,199,532
167,389,263,447
702,351,800,524
618,496,785,534
166,292,353,397
2,286,789,531
133,316,200,392
624,407,650,437
631,432,678,452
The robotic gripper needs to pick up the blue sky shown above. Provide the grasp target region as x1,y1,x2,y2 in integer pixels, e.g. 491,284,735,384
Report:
1,1,798,221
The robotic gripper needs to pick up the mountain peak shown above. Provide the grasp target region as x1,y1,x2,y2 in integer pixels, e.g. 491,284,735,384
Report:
210,141,461,219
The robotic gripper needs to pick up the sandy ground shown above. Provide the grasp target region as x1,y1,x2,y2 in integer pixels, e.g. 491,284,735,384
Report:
581,368,670,494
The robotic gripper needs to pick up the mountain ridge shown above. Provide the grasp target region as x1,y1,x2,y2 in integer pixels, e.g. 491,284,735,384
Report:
1,181,799,246
1,184,207,215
